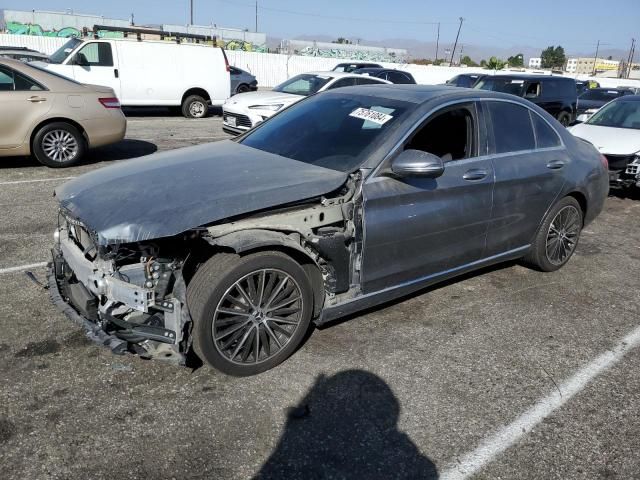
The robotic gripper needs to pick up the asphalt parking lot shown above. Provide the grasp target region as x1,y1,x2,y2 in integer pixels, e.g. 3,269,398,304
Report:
1,112,639,480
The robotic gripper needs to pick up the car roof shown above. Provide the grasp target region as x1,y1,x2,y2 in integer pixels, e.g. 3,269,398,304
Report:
489,74,575,81
589,87,631,92
303,71,371,79
328,83,541,105
0,57,85,90
614,95,640,102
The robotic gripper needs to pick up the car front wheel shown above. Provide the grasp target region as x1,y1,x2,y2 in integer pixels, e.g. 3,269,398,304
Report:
523,196,583,272
187,252,313,376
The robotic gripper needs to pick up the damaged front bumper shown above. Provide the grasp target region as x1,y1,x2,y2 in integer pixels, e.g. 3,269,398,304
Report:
49,226,190,364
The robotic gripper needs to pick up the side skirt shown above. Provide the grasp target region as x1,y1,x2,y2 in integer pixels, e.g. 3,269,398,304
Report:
317,245,530,325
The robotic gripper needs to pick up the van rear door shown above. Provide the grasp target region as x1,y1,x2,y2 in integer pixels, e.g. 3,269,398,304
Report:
71,41,122,99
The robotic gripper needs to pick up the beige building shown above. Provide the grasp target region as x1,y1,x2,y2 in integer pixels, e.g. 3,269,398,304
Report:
566,57,620,74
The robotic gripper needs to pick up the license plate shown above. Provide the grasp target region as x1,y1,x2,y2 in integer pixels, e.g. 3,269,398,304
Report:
227,116,237,127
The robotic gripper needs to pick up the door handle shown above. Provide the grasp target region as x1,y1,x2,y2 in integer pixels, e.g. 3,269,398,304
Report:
27,96,47,103
546,160,565,170
462,168,489,181
114,68,119,78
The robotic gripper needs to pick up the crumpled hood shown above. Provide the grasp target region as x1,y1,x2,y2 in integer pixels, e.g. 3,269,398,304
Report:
568,123,640,155
224,90,302,108
55,140,348,245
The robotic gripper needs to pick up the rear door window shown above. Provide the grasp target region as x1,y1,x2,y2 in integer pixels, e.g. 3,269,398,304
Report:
0,66,14,91
387,71,412,84
326,77,358,90
487,101,535,153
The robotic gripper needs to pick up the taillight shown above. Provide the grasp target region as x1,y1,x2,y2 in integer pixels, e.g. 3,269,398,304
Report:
600,154,608,169
222,48,230,72
99,97,121,109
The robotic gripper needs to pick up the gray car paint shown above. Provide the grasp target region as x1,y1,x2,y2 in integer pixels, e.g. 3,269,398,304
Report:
230,67,257,95
55,140,348,245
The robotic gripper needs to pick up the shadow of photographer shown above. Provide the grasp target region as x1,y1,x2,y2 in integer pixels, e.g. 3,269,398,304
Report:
254,369,438,480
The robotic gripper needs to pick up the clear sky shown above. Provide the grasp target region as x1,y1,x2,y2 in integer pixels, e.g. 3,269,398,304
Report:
2,0,638,53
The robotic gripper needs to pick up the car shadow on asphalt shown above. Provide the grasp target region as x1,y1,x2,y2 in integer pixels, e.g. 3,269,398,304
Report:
0,139,158,169
122,106,223,117
253,369,439,479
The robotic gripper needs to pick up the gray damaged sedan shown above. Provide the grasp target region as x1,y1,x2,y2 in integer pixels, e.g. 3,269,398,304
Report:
49,85,609,375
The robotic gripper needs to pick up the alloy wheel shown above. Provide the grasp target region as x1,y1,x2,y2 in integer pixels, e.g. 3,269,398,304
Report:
212,269,304,365
41,130,79,163
546,205,581,265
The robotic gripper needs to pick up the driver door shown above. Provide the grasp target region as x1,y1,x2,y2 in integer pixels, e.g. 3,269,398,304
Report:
71,41,121,99
361,102,495,293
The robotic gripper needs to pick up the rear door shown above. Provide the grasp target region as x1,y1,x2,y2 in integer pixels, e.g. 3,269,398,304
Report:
71,41,121,98
483,100,568,255
0,65,52,149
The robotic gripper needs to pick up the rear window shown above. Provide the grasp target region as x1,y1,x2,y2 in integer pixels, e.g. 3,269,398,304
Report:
476,78,525,96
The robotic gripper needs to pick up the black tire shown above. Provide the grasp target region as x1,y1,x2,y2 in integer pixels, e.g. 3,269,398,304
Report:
236,83,251,94
187,252,314,376
522,196,583,272
32,122,85,168
557,112,571,127
181,94,209,118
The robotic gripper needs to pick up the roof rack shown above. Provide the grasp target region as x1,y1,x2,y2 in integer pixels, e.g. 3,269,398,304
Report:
92,24,217,44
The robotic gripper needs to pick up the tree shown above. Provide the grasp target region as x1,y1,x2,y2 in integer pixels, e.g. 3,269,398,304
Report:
460,55,478,67
485,56,506,70
332,37,352,45
540,46,566,69
507,53,524,67
479,59,487,67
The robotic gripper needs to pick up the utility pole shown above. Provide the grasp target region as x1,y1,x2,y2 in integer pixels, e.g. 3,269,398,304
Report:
625,38,636,79
190,0,194,25
450,17,464,65
592,40,600,76
255,1,258,33
435,22,440,61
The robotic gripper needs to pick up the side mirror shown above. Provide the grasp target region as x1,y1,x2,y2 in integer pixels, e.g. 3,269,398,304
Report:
73,54,89,67
391,149,445,178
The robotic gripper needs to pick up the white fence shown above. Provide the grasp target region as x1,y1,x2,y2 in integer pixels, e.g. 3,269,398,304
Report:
3,34,640,89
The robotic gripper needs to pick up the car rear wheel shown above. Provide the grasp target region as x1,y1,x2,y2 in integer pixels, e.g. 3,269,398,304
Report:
187,252,313,376
32,122,85,168
557,112,571,127
236,83,251,94
181,94,209,118
522,196,583,272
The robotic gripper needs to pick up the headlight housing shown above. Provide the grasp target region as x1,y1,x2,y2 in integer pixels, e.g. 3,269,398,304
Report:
248,104,284,111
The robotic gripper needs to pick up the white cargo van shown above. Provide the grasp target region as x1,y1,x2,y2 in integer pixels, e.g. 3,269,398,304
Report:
39,37,231,118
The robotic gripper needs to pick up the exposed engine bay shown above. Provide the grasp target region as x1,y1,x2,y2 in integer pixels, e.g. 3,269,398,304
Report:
49,174,362,364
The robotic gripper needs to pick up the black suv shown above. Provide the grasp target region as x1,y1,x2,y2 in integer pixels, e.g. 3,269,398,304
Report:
352,67,416,84
475,75,577,126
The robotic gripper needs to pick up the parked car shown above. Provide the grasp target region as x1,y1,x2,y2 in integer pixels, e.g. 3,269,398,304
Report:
49,85,608,375
0,46,49,62
36,37,230,118
575,88,635,122
446,73,485,88
475,75,577,126
230,66,258,95
0,57,126,167
222,71,390,135
332,62,382,73
575,80,599,96
568,95,640,189
353,67,416,84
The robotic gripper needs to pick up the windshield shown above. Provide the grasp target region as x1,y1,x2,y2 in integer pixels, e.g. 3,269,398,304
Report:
272,74,333,96
579,89,626,101
587,100,640,129
49,38,82,64
475,77,525,96
240,93,413,172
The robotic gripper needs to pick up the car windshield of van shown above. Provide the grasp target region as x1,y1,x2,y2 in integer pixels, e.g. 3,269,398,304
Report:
579,89,626,101
49,38,82,64
587,100,640,129
240,93,413,172
272,74,333,96
475,77,525,96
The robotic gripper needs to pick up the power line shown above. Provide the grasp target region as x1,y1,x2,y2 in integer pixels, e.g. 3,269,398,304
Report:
216,0,447,26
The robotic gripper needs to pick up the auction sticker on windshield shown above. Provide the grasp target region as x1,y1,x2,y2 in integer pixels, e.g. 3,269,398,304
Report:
349,107,393,125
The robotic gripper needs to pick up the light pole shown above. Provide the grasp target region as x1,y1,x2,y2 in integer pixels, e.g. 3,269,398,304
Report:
190,0,194,25
592,40,600,75
450,17,464,65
